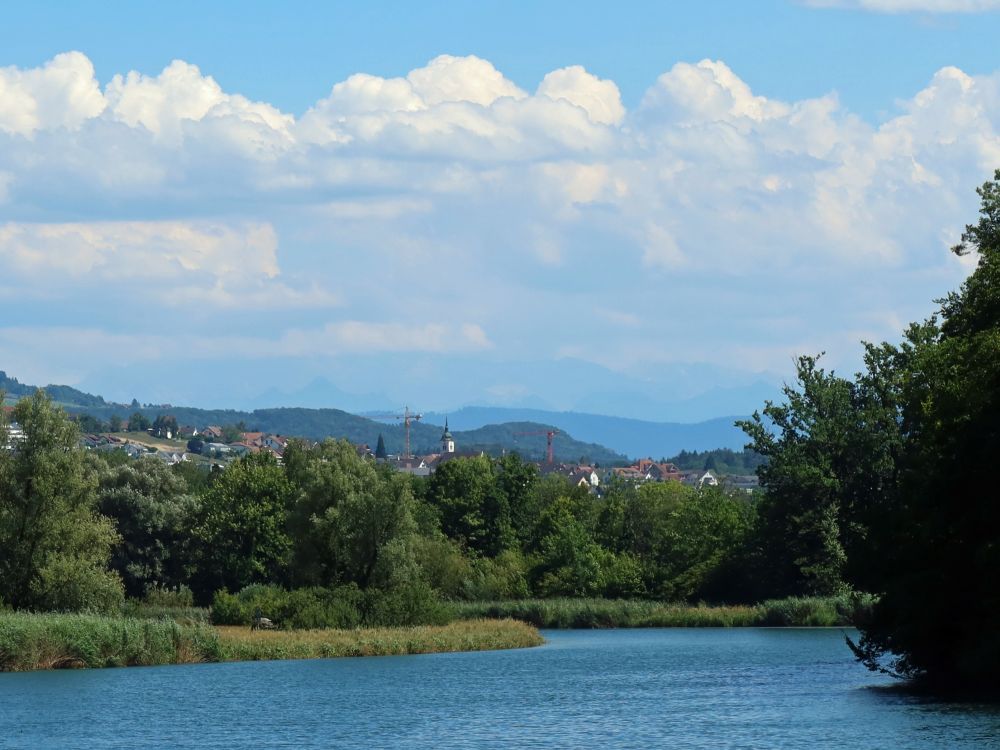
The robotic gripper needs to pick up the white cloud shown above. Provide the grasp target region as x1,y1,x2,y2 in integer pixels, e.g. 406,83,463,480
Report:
802,0,1000,11
0,220,280,279
0,220,340,310
0,51,104,136
104,60,293,153
537,66,625,126
0,51,997,394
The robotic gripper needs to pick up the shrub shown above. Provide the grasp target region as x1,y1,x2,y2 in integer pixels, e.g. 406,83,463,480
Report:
143,584,194,608
363,581,450,627
462,550,530,600
211,585,364,629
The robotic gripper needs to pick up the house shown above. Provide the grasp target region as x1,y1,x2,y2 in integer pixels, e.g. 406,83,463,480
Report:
264,435,288,454
202,425,223,440
240,432,264,447
229,442,260,457
682,470,719,488
724,474,760,494
3,418,25,450
156,452,188,465
568,466,600,490
390,456,432,477
177,425,199,438
202,442,232,457
122,443,149,459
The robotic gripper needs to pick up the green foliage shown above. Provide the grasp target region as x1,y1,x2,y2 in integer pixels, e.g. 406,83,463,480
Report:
0,611,221,670
848,172,1000,689
127,412,150,432
666,448,766,475
214,620,543,662
211,581,448,629
0,391,123,613
286,439,417,589
447,596,865,629
425,455,513,556
412,535,471,598
462,550,530,600
97,457,198,598
211,585,364,629
739,353,899,597
191,452,293,599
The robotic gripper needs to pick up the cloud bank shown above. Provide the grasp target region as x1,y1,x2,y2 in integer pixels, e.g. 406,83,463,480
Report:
0,51,997,410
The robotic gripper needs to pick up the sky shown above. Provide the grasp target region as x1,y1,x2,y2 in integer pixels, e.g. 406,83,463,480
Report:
1,0,999,421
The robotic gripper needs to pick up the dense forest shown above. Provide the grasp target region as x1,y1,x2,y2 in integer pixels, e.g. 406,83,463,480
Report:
2,173,999,691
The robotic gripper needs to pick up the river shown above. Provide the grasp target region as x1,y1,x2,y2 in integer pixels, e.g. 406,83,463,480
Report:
2,628,998,748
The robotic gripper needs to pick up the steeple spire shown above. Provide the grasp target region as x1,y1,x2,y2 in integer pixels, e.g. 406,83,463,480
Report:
441,417,455,454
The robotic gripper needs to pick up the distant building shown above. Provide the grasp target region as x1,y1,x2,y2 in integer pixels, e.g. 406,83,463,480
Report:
440,419,455,455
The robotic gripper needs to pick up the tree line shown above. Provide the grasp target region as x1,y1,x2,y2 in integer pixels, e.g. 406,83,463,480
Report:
0,394,760,618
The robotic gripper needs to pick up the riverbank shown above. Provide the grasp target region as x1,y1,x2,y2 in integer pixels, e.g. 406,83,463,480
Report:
0,613,543,672
448,595,872,628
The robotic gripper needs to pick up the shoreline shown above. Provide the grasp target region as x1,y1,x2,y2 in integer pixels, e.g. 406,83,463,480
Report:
0,614,543,673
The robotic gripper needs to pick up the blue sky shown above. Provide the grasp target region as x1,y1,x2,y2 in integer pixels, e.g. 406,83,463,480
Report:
1,1,999,420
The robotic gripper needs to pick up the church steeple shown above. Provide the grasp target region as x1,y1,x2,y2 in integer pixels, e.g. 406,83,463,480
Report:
441,418,455,454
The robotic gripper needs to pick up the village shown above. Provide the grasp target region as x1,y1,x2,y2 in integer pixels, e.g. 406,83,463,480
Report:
50,411,758,494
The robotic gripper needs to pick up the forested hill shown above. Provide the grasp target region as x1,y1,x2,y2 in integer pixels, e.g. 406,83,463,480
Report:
0,373,626,463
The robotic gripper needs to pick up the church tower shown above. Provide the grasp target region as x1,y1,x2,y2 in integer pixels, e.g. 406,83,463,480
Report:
440,418,455,454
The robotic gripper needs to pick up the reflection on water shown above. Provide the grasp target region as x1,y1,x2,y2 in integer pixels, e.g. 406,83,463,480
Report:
2,628,998,749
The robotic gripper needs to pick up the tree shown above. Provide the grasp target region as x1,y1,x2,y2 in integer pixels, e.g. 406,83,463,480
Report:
74,413,106,433
128,412,150,432
375,433,387,460
0,391,123,612
151,414,178,439
286,439,418,589
425,455,513,556
191,451,293,598
739,354,900,597
850,172,1000,689
97,456,198,598
109,414,123,433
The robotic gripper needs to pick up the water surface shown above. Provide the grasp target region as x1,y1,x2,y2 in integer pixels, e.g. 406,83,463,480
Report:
2,628,998,749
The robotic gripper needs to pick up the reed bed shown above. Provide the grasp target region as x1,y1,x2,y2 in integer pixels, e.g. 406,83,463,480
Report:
446,595,872,629
0,614,542,671
215,619,543,662
0,612,221,671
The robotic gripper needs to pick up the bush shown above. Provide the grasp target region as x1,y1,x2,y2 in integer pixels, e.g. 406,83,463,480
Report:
211,585,364,629
462,551,530,600
143,584,194,608
363,581,450,627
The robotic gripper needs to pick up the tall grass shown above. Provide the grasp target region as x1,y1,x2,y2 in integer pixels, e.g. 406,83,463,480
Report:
215,619,543,662
0,613,542,671
447,594,874,629
0,612,221,671
122,601,212,625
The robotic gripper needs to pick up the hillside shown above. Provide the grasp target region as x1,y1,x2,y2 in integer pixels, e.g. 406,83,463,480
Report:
0,373,627,464
425,406,751,458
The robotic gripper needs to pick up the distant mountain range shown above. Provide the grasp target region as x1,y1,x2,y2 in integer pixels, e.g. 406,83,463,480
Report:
423,407,750,459
2,370,754,460
75,356,783,424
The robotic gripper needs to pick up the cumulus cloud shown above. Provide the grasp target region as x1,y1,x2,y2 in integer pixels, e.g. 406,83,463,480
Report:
0,51,104,136
0,50,997,393
536,66,625,126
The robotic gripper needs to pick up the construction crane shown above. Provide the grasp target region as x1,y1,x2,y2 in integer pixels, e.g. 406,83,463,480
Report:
371,406,423,459
513,429,560,465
